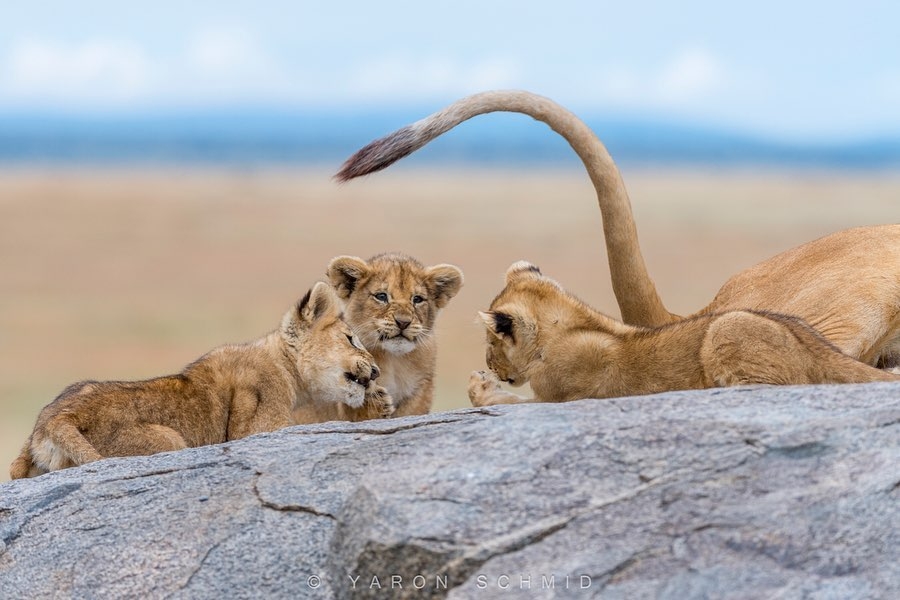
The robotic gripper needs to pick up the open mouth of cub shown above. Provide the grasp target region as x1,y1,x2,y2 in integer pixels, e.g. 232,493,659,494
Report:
344,372,369,387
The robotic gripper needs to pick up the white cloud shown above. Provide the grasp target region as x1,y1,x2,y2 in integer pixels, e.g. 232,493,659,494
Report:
186,28,279,82
4,38,153,105
0,28,301,108
348,55,520,101
0,34,730,116
586,47,728,113
657,48,724,103
179,27,298,103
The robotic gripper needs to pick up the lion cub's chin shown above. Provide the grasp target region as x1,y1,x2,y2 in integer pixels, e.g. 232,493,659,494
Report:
342,385,366,408
319,374,369,408
379,337,417,355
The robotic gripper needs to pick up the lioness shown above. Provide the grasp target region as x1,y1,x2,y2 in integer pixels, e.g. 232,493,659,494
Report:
336,90,900,369
319,252,464,417
468,262,899,407
10,282,391,479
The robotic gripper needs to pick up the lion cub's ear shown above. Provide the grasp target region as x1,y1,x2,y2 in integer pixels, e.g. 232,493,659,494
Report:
426,264,464,308
327,256,371,299
300,281,342,323
283,282,341,339
504,261,542,285
479,310,516,342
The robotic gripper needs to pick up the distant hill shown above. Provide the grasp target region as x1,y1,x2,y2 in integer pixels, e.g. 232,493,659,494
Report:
1,109,899,169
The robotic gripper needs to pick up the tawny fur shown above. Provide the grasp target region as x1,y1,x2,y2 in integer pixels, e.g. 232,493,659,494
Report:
319,252,463,417
468,262,899,407
336,90,900,369
10,282,392,479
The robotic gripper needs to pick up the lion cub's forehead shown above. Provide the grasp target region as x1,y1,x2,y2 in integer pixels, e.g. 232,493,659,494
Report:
492,277,562,308
364,256,430,295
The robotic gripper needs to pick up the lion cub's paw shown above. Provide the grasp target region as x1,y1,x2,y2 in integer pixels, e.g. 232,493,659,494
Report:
365,384,396,419
468,370,504,407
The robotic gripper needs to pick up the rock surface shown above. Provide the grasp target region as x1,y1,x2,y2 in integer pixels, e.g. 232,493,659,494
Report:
1,383,898,599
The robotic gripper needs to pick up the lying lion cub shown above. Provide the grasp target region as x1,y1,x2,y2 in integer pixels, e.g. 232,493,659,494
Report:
10,282,391,479
468,262,899,407
318,252,463,417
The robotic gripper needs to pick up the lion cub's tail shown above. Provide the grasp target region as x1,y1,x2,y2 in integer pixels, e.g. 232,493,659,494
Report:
9,437,35,479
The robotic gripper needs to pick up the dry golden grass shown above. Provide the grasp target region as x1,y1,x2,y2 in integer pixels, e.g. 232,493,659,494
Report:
1,166,897,480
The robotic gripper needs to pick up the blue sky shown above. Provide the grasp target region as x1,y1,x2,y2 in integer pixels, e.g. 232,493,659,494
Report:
1,1,899,142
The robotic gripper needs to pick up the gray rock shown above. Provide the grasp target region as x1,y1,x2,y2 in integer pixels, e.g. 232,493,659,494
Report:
1,383,898,599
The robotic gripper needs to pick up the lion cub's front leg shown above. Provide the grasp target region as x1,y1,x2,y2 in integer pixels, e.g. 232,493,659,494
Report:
468,370,534,407
339,384,395,422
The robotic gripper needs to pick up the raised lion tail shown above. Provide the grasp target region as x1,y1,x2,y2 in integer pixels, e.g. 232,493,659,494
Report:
334,90,608,183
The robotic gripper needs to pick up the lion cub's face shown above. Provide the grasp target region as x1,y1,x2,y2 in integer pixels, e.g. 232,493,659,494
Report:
478,261,557,387
479,309,538,387
481,323,525,386
328,253,464,356
282,282,380,408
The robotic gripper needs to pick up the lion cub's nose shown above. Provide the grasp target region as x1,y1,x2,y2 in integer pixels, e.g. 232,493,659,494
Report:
394,315,412,330
370,364,381,381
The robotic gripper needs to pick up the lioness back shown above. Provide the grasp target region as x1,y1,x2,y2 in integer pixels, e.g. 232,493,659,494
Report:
326,252,463,417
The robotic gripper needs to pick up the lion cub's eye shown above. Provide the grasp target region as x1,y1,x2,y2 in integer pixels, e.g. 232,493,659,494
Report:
373,292,389,303
412,295,426,305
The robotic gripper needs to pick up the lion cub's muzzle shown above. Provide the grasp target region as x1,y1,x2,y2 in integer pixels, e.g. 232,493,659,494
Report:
379,326,418,343
344,362,380,389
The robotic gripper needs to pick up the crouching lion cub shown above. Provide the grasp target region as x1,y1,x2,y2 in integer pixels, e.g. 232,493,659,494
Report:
321,252,463,417
10,282,391,479
469,262,899,407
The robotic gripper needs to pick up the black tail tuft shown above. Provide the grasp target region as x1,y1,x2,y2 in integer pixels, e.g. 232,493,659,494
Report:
334,126,421,182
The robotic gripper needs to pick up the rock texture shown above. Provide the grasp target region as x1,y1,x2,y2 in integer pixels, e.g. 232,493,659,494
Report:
1,383,898,599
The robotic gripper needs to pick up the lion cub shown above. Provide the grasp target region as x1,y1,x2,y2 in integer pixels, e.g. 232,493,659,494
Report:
10,282,391,479
322,252,463,417
469,262,899,407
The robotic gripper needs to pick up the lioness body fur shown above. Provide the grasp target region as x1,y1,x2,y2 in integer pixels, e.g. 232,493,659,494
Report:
469,262,899,407
321,252,464,417
336,90,900,369
10,282,390,479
